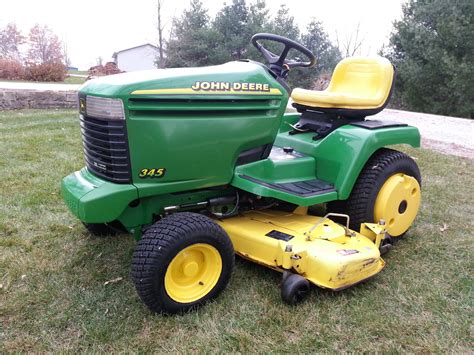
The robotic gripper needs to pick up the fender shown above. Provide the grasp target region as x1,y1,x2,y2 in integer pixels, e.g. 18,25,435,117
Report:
310,124,420,199
275,113,421,200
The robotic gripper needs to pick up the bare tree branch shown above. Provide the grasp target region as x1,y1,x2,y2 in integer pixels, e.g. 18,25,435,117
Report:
156,0,166,68
336,22,366,58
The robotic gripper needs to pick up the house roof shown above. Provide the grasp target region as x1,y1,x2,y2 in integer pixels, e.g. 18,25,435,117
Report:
112,43,159,58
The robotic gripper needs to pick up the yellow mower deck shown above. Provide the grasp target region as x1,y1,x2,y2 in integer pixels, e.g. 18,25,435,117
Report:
217,209,386,290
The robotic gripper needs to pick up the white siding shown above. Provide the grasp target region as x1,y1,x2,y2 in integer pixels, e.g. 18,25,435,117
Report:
116,45,158,71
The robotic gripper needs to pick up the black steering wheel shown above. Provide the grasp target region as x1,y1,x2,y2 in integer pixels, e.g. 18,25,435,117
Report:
251,33,316,78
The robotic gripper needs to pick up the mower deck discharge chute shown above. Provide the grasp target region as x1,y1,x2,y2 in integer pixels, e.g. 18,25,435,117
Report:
62,33,421,314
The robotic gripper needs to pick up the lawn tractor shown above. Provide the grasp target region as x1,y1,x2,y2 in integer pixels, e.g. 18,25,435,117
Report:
61,33,421,314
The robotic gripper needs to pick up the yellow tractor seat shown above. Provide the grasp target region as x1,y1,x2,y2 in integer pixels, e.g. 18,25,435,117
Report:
291,56,395,118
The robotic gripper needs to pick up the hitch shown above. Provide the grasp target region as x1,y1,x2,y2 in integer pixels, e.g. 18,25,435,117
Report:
360,220,392,254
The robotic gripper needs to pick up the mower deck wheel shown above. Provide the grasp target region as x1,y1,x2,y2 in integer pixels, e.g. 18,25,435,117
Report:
281,273,310,305
131,212,234,314
379,234,393,255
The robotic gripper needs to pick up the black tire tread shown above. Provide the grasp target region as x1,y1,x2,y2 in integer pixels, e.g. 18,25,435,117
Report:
281,274,310,305
329,148,421,233
131,212,234,314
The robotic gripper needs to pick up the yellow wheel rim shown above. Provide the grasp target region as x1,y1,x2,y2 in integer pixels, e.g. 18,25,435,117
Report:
164,243,222,303
374,173,421,237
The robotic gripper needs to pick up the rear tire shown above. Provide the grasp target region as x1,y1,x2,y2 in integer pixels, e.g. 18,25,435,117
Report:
327,148,421,237
131,212,234,314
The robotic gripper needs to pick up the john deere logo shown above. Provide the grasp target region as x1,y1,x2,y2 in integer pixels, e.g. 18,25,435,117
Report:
191,81,270,92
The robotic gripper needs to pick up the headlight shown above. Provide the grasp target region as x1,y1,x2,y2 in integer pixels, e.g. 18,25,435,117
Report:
85,95,125,120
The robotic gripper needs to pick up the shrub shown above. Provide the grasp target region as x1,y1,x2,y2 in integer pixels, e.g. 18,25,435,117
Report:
312,73,331,91
87,62,123,79
0,58,24,80
24,62,66,82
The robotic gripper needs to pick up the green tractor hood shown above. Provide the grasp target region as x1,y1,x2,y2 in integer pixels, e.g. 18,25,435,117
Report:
80,61,287,99
65,61,290,227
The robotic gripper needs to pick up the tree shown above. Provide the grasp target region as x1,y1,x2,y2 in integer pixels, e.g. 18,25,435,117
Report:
156,0,166,68
335,23,364,58
164,0,340,92
27,24,63,64
248,0,270,34
264,4,302,87
297,19,341,88
167,0,226,67
383,0,474,118
0,23,25,60
245,0,271,59
270,4,299,39
252,10,340,90
214,0,252,60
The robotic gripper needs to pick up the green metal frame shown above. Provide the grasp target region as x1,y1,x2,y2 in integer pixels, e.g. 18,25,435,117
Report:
61,61,421,237
62,168,138,223
232,112,420,205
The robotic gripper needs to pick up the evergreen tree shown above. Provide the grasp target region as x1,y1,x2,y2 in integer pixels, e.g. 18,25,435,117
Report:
384,0,474,118
246,0,271,59
260,8,340,89
167,0,226,67
270,4,299,39
296,19,341,88
248,0,270,33
214,0,252,60
166,0,341,92
302,20,340,73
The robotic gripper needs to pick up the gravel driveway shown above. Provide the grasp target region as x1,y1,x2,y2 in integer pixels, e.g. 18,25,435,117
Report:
375,109,474,159
0,81,81,91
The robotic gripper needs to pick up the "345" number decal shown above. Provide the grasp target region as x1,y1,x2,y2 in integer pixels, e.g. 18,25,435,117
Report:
139,168,166,178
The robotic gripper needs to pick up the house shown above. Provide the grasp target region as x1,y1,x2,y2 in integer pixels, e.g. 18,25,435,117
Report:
112,44,159,72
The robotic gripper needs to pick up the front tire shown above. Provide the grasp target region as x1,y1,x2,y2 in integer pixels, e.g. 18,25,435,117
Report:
328,148,421,237
131,212,234,314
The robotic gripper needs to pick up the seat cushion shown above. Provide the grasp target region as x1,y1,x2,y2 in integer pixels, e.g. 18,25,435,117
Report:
291,56,394,110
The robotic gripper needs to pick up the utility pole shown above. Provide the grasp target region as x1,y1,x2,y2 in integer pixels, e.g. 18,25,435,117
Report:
157,0,165,68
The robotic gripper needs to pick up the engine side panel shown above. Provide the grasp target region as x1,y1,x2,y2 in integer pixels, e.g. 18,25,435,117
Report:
78,62,288,198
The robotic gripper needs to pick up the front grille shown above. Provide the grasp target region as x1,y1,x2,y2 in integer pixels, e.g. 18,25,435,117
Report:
127,97,281,118
79,115,131,183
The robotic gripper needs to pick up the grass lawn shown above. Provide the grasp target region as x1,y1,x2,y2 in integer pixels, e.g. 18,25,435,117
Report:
64,76,87,85
0,74,86,85
0,109,472,352
67,70,88,76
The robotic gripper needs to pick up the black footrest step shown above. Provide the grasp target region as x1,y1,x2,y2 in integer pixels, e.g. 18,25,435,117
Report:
240,175,335,197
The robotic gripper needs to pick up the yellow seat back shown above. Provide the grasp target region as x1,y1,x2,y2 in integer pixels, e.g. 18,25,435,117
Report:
328,56,394,107
291,56,395,112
